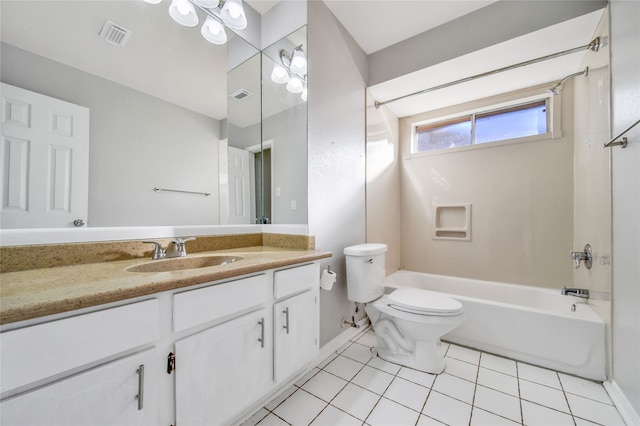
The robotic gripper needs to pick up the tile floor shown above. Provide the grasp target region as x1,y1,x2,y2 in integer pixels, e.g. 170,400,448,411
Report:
242,327,626,426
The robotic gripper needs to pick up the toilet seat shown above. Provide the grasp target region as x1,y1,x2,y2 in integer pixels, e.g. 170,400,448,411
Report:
387,288,463,316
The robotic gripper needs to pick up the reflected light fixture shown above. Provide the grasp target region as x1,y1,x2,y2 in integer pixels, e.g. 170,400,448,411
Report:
143,0,247,45
220,0,248,30
547,66,589,95
201,16,227,44
169,0,199,27
270,45,308,101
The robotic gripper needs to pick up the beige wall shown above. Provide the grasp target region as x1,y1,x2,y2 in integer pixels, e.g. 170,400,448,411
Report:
365,90,401,275
572,7,612,375
395,86,575,288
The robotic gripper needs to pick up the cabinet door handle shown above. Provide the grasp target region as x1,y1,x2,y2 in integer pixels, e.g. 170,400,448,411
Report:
258,318,265,348
283,307,290,334
136,364,144,411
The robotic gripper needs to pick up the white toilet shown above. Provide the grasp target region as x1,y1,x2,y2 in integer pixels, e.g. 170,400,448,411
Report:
344,243,465,374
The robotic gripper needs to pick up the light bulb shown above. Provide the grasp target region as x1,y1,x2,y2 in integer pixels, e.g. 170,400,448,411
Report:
177,2,190,14
286,76,304,94
201,16,227,44
169,0,198,27
271,63,290,84
208,22,220,34
228,3,241,19
220,0,247,30
290,48,307,75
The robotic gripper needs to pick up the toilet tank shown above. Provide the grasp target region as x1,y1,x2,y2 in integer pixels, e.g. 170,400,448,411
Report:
343,243,387,303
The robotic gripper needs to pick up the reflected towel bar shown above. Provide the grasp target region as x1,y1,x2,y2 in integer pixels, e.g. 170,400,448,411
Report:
603,118,640,149
153,187,211,196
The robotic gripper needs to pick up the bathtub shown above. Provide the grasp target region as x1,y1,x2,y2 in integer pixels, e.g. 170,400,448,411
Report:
384,270,606,381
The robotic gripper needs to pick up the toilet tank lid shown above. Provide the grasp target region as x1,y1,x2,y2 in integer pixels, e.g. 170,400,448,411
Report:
344,243,388,256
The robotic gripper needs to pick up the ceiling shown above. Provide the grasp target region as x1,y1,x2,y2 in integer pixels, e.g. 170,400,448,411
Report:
1,1,605,121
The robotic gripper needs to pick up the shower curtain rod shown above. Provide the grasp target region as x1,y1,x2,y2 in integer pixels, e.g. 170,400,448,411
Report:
373,37,601,109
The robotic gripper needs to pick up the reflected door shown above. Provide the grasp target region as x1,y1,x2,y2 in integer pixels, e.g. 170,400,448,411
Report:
1,83,89,228
227,146,251,224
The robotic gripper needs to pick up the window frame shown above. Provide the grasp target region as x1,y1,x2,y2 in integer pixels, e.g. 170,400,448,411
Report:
408,87,562,158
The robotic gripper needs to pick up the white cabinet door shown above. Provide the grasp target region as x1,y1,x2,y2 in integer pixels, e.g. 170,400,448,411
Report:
274,289,319,383
0,348,157,426
0,82,89,228
175,308,272,425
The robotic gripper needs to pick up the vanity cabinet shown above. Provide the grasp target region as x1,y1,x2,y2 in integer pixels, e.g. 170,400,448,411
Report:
0,299,160,425
273,264,320,383
0,261,322,426
274,290,319,383
175,308,272,425
0,349,158,426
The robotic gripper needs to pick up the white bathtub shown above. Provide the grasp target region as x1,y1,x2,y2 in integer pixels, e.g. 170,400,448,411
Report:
384,270,606,381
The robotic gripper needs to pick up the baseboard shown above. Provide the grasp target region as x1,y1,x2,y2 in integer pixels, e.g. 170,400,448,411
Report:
604,380,640,426
314,318,370,365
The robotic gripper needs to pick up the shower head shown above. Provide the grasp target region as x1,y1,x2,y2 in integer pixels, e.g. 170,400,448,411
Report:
547,67,589,95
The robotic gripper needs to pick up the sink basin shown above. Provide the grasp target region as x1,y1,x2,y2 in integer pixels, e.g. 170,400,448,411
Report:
126,255,243,273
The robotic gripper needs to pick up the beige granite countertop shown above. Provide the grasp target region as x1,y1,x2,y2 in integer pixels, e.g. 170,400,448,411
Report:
0,246,331,325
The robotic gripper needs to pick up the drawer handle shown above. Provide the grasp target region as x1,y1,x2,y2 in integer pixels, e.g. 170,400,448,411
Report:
258,318,265,348
283,307,290,334
136,364,144,411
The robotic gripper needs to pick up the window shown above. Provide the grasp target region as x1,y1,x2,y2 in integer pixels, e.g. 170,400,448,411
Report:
414,99,549,153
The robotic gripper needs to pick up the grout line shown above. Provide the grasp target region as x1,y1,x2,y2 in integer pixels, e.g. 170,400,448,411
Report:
556,371,578,426
468,352,482,426
516,361,525,425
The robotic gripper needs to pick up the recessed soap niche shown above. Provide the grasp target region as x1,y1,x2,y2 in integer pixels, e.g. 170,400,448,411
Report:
433,203,471,241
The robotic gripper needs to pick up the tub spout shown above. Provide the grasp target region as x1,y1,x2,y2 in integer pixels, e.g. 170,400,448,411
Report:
562,286,590,299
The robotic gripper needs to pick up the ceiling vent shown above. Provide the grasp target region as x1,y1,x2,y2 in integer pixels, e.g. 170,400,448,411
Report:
230,89,252,101
99,20,132,47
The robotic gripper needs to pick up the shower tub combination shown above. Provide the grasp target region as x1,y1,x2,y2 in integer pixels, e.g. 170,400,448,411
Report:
384,270,606,381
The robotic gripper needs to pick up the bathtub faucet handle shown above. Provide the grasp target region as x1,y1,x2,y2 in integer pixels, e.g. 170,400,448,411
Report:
569,244,592,270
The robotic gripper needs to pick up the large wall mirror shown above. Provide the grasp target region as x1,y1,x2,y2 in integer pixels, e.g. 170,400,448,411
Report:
260,26,308,225
0,1,308,231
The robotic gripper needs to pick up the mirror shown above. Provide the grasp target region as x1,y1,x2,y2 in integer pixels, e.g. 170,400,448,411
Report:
224,48,261,224
260,26,308,225
1,1,308,230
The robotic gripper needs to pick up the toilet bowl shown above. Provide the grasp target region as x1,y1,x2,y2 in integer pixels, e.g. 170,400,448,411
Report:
344,244,465,374
366,288,465,374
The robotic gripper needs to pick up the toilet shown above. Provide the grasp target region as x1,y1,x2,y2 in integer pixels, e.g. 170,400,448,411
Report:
344,243,465,374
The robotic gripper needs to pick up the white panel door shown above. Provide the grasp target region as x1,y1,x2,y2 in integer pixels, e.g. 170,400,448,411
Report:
175,308,272,425
274,289,319,383
0,348,158,426
0,82,89,228
227,146,251,224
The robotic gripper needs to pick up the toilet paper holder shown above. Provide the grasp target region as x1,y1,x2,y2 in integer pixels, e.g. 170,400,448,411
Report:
320,265,337,291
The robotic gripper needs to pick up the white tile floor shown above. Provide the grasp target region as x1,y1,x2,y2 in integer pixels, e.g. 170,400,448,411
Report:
242,328,626,426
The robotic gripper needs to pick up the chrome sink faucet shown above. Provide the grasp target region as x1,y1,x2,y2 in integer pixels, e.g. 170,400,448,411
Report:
142,237,196,260
570,243,592,269
562,286,590,299
165,237,195,258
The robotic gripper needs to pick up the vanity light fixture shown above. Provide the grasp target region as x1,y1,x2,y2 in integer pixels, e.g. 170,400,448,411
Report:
143,0,247,45
270,45,308,101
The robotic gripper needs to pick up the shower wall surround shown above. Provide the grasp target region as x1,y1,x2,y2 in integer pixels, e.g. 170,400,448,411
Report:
395,83,574,289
